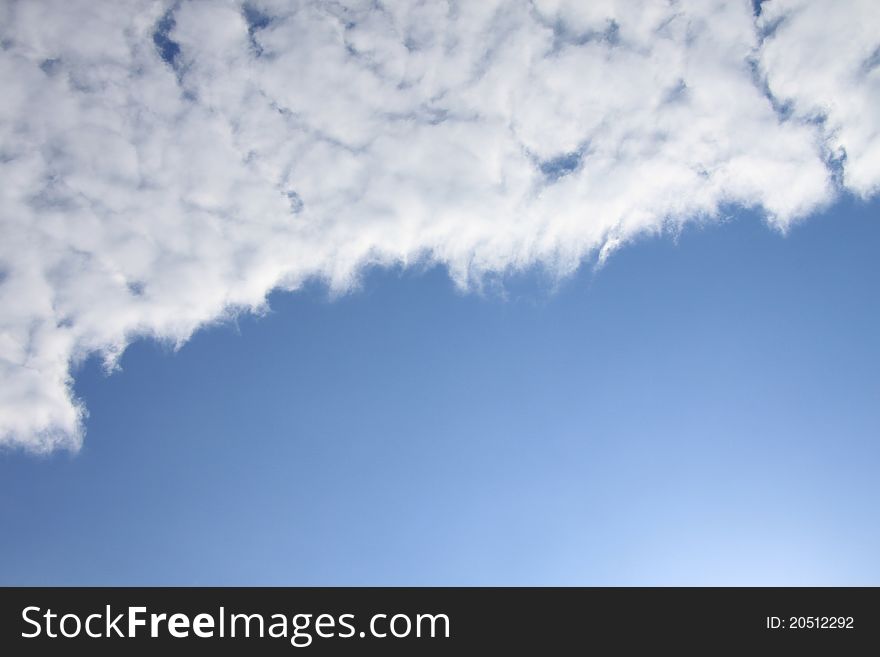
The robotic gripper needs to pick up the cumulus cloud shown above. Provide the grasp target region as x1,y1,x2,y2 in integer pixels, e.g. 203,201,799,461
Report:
0,0,877,452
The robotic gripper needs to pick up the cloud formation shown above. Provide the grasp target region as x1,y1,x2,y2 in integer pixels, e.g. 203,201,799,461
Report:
1,0,878,451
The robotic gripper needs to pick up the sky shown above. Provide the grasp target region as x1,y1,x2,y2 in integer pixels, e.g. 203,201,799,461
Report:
1,197,878,585
1,0,879,584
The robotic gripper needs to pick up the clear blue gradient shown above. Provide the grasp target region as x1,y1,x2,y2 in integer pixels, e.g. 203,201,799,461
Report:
1,199,878,585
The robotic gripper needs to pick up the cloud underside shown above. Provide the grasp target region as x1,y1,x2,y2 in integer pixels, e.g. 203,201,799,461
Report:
1,0,878,451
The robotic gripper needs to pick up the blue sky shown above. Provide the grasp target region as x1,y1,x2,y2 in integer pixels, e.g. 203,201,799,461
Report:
2,197,877,585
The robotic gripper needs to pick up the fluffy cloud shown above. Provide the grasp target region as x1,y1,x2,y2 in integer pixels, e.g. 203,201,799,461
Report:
0,0,877,452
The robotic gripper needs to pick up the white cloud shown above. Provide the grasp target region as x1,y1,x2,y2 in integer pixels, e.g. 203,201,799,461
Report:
757,0,880,196
0,0,877,451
